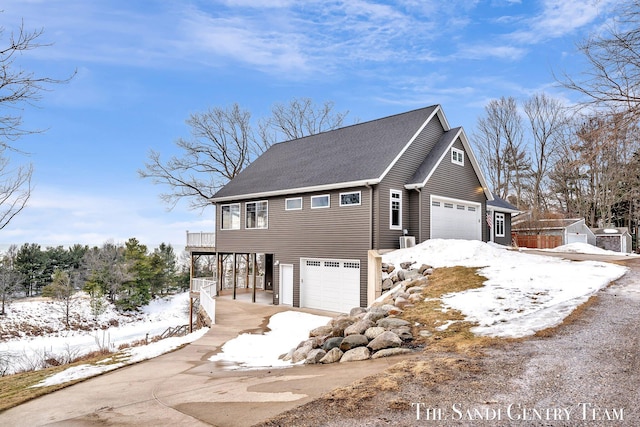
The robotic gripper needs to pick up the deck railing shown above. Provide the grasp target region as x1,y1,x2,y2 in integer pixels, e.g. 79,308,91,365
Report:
200,283,216,325
191,278,216,293
186,231,216,248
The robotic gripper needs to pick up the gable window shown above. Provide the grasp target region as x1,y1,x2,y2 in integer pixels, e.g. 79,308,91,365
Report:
286,197,302,211
246,201,268,229
340,191,361,206
495,213,505,237
390,190,402,230
311,194,330,209
221,203,240,230
451,147,464,166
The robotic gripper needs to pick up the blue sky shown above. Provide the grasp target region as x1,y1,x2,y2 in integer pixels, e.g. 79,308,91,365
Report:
0,0,617,250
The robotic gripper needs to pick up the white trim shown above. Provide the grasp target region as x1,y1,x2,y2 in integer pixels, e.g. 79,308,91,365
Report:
495,212,505,237
220,203,240,230
390,189,402,230
311,194,330,209
285,197,302,211
451,147,464,166
211,179,378,203
339,191,361,206
245,200,268,229
279,264,294,306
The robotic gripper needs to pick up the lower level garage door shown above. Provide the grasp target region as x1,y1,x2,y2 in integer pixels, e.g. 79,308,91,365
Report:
300,258,361,313
431,196,482,240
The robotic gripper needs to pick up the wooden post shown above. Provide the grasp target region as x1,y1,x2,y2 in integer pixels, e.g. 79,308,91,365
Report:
252,253,257,303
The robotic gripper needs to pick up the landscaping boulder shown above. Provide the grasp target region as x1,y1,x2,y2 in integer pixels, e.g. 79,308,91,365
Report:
292,343,313,363
309,325,333,338
350,307,367,317
320,347,343,364
371,348,412,359
339,334,369,351
340,346,371,362
331,316,356,336
377,317,410,329
368,331,402,351
364,307,388,323
344,319,374,336
322,336,343,351
305,348,327,364
364,326,386,340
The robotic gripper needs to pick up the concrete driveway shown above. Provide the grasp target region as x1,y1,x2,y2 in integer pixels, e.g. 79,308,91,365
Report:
0,298,404,426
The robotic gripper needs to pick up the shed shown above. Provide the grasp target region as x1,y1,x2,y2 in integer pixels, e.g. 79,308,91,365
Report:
592,227,633,253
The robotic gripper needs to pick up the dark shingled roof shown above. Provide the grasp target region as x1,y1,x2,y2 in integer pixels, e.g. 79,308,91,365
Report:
487,194,519,213
407,128,461,187
212,105,439,201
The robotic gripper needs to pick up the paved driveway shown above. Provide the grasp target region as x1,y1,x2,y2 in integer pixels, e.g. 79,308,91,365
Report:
0,297,403,426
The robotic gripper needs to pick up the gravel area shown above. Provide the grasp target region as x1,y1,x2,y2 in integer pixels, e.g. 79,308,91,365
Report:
258,258,640,427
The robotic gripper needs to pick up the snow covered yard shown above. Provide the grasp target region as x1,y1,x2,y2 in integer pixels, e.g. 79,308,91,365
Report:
0,291,207,377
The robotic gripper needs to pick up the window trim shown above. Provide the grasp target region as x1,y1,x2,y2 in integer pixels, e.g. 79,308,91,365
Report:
245,200,268,229
311,194,330,209
339,191,361,207
220,203,240,230
495,212,506,237
390,190,402,230
285,197,302,211
451,147,464,166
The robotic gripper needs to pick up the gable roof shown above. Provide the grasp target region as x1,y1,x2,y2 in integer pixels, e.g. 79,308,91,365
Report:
487,194,519,213
211,105,491,202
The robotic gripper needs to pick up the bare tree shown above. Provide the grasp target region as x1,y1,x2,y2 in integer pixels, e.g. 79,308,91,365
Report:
258,98,350,148
560,1,640,118
523,93,569,213
0,18,73,228
0,244,21,315
141,98,350,210
474,97,530,207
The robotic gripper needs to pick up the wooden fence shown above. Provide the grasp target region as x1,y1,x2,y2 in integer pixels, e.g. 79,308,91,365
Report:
512,233,562,249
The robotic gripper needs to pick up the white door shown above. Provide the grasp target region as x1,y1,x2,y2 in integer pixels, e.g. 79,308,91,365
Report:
567,233,587,244
280,264,293,305
431,196,481,240
300,258,360,313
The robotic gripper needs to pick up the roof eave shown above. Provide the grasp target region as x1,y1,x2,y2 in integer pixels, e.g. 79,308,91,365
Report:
210,179,380,203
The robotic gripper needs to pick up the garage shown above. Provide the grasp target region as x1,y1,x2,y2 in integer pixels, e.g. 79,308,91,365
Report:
430,196,481,240
300,258,361,313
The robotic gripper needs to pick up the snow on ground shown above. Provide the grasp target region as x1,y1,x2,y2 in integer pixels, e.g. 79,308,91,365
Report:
0,292,199,376
548,242,639,256
209,311,331,370
383,239,628,338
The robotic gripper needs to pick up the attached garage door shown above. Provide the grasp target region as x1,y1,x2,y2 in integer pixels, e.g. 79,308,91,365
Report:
431,196,481,240
300,258,361,313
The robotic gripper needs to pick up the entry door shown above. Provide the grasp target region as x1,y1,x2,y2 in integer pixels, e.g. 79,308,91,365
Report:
280,264,293,305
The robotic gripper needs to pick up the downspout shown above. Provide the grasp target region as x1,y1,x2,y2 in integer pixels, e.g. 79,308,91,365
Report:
417,188,422,242
366,184,374,249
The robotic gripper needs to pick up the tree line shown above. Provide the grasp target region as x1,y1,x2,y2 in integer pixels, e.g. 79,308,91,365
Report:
0,239,189,317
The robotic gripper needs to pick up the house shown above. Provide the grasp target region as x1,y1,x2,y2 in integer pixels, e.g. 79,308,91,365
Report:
211,105,493,313
592,227,633,253
512,217,596,249
486,195,519,246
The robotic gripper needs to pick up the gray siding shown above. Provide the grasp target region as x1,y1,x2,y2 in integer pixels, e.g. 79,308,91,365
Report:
493,212,512,246
421,138,488,241
215,186,371,307
375,117,446,249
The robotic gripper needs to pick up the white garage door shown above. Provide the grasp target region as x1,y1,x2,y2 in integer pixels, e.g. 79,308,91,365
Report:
300,258,361,313
431,196,482,240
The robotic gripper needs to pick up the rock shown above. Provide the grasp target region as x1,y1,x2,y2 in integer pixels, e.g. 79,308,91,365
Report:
371,348,413,359
418,264,432,274
396,269,406,281
331,316,356,336
403,269,422,280
320,347,343,364
349,307,367,317
340,346,371,362
309,325,333,338
406,285,424,294
393,291,410,300
408,293,424,303
280,348,294,362
363,307,388,323
392,326,414,341
305,348,327,364
394,296,410,309
377,317,411,329
400,262,413,270
344,319,374,336
368,331,402,351
339,334,369,351
387,307,404,316
322,336,343,351
423,268,434,276
381,278,394,291
419,330,433,338
364,326,386,340
291,343,313,363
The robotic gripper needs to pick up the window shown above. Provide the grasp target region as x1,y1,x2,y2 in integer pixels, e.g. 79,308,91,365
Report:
340,191,361,206
246,201,268,229
451,147,464,166
432,201,441,207
221,204,240,230
444,202,454,209
495,213,505,237
311,194,330,209
286,197,302,211
390,190,402,230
